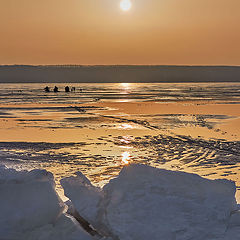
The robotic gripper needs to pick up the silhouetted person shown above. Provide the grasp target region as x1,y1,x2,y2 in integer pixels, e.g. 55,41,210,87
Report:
54,86,59,92
71,87,75,92
65,86,70,92
44,86,50,92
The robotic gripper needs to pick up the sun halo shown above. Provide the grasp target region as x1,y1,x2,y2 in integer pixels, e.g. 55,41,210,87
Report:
120,0,132,11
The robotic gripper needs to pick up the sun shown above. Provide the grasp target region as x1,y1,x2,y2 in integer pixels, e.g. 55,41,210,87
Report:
120,0,132,11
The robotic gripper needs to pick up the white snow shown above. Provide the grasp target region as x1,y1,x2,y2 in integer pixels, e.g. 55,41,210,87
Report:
23,214,94,240
60,171,103,228
0,165,93,240
1,163,240,240
61,164,240,240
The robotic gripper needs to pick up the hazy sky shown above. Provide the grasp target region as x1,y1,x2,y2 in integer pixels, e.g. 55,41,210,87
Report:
0,0,239,65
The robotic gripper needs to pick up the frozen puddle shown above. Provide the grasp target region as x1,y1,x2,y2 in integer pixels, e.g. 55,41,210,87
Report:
1,164,240,240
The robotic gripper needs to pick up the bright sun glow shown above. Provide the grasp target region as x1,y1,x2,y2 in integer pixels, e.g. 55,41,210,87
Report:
120,0,132,11
121,83,130,88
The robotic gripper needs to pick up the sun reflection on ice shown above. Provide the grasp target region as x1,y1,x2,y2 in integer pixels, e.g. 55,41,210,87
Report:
120,135,134,144
120,83,131,89
120,83,132,93
118,83,132,102
119,123,134,130
121,151,130,165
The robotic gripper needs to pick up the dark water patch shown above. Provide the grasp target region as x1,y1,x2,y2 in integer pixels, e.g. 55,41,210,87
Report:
0,106,105,111
0,142,87,151
216,102,240,105
64,116,102,122
17,119,52,122
0,112,12,116
0,116,17,119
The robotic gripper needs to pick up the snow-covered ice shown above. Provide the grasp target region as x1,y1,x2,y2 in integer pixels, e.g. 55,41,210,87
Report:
1,163,240,240
61,164,240,240
0,165,93,240
61,171,103,228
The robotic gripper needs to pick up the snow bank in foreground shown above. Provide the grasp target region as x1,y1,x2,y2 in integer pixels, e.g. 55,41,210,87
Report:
0,165,93,240
61,164,240,240
1,164,240,240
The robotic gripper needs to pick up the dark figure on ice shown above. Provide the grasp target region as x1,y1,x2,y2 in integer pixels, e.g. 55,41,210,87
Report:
65,86,70,92
71,87,76,92
54,86,59,92
44,86,50,92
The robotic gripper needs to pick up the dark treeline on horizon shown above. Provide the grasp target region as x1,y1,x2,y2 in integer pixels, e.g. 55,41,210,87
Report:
0,65,240,83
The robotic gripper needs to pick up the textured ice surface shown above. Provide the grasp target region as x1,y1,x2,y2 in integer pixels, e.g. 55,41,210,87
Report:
62,164,240,240
0,165,93,240
1,163,240,240
61,172,103,225
23,214,94,240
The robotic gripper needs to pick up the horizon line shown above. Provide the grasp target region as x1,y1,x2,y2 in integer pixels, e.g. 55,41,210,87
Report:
1,64,240,67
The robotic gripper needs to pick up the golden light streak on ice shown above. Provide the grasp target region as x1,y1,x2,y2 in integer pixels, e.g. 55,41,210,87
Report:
121,151,130,164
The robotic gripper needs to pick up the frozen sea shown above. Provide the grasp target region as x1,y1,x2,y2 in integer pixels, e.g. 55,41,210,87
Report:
0,82,240,200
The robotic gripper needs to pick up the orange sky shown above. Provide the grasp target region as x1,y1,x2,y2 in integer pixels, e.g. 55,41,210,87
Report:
0,0,239,65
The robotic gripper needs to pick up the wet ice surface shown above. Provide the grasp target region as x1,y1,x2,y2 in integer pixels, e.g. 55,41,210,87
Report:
0,83,240,200
0,82,240,104
1,134,240,193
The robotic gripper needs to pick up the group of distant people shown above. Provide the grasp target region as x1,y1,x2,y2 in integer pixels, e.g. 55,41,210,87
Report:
44,86,78,93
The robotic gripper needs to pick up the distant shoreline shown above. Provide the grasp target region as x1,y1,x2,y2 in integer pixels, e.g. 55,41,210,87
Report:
1,64,240,67
0,65,240,83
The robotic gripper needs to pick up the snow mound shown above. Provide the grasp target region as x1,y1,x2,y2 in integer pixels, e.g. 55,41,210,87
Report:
0,165,93,240
61,171,103,227
23,214,94,240
1,163,240,240
61,164,240,240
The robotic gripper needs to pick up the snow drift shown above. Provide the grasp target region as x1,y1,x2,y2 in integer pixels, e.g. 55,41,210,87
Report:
61,164,240,240
1,163,240,240
0,165,93,240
